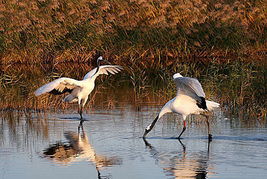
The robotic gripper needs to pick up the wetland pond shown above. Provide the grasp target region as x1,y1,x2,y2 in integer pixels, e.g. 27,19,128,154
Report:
0,62,266,179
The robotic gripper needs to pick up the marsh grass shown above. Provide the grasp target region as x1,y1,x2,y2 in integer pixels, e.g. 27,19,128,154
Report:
0,0,266,64
0,57,266,122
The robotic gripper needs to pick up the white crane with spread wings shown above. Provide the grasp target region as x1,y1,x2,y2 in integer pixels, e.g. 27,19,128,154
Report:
34,56,123,119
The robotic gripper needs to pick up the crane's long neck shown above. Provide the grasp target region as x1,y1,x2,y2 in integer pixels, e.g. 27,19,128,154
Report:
91,59,101,78
143,100,172,137
158,100,173,118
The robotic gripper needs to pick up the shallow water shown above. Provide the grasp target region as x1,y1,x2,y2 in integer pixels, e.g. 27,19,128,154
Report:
1,104,267,179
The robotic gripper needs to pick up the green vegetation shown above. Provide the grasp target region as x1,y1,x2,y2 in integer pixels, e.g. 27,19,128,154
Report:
0,58,266,121
0,0,266,64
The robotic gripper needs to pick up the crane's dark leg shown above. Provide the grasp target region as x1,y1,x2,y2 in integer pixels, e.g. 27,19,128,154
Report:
205,115,212,141
78,120,84,133
178,120,186,139
79,106,83,120
77,104,83,120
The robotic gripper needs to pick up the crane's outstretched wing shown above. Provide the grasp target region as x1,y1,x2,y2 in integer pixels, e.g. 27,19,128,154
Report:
173,73,207,109
83,65,123,80
34,77,82,96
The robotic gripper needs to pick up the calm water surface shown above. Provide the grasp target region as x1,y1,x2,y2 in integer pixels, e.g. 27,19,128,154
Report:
1,104,267,179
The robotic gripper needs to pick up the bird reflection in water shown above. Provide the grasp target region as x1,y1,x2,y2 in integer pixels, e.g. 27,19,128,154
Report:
42,121,122,178
143,138,212,179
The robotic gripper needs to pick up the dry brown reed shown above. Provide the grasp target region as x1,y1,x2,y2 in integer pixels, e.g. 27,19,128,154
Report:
0,0,266,64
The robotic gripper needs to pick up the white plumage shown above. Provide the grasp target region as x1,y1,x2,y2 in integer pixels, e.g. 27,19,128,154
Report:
143,73,220,140
83,65,123,80
34,56,123,118
34,77,82,96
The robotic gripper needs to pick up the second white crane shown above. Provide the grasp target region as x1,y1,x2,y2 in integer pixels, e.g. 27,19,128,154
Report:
143,73,220,140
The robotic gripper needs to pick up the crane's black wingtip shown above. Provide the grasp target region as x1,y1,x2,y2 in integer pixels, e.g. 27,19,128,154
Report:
197,97,208,110
49,88,73,95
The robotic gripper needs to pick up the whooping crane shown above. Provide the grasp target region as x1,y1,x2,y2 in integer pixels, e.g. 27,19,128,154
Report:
34,56,123,119
143,73,220,140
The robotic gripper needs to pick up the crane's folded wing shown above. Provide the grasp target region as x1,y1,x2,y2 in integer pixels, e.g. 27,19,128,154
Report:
174,77,205,97
173,76,207,109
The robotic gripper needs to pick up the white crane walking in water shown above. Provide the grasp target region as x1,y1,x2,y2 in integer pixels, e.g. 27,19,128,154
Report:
143,73,220,140
34,56,123,119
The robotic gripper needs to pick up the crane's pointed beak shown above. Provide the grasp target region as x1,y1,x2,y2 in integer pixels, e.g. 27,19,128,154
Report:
103,59,111,65
143,128,150,138
143,115,159,138
97,57,111,66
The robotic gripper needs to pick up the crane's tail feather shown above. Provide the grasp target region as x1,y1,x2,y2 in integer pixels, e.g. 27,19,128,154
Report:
206,100,220,111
